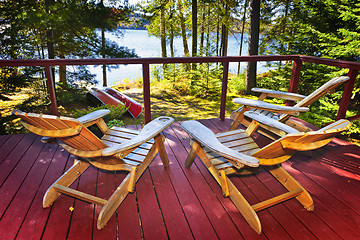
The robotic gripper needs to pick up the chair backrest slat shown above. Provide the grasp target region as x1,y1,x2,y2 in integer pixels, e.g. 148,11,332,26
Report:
252,119,351,164
57,116,107,150
278,76,349,122
27,113,93,150
42,115,98,150
14,110,107,151
294,76,349,107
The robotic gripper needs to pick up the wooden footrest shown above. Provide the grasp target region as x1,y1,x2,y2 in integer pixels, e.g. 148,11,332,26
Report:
252,188,303,212
54,184,107,206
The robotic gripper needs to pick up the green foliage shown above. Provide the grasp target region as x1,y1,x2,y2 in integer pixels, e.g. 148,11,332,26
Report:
107,119,125,128
55,85,88,106
261,0,360,62
228,72,246,94
71,103,127,126
0,0,137,89
299,96,360,140
0,66,46,92
151,63,224,99
256,67,292,93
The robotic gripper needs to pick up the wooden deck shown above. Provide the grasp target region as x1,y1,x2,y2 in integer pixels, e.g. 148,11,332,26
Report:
1,118,360,239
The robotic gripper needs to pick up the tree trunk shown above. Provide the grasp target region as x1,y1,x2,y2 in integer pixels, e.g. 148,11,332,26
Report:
245,0,260,94
220,3,229,57
160,1,167,58
205,5,211,56
220,24,228,56
216,20,220,56
169,4,175,58
102,28,107,87
237,0,248,75
170,26,174,58
178,0,189,57
191,0,197,57
45,0,55,82
59,50,67,87
199,4,206,56
278,0,290,67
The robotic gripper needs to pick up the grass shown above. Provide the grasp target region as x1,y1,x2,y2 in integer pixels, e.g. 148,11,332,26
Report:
114,86,240,126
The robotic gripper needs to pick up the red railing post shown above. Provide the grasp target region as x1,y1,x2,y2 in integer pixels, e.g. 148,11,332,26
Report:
45,66,58,115
336,69,359,120
287,58,303,106
220,61,229,121
142,63,151,124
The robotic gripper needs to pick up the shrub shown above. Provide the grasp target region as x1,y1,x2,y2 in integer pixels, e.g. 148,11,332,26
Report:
71,103,127,127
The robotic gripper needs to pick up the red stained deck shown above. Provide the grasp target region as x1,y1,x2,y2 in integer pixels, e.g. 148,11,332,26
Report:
1,118,360,239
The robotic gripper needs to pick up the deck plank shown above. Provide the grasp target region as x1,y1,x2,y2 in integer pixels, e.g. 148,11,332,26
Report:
256,167,343,240
0,133,37,186
0,134,11,148
0,135,43,219
136,169,169,239
41,156,78,240
287,154,360,229
148,154,194,240
0,142,56,239
162,125,219,239
283,162,360,239
14,146,71,240
240,173,317,239
171,122,245,239
92,169,118,240
115,171,143,240
126,125,168,240
0,134,25,164
67,166,98,240
294,151,360,209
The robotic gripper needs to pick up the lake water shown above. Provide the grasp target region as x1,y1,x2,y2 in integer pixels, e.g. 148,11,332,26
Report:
92,29,268,87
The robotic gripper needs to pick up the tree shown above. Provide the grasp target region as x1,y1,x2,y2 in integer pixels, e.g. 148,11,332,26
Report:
178,0,190,57
0,0,37,91
0,0,137,89
237,0,248,75
192,0,197,57
245,0,260,94
261,0,360,62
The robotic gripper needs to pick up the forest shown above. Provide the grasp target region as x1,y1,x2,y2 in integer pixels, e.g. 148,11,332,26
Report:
0,0,359,140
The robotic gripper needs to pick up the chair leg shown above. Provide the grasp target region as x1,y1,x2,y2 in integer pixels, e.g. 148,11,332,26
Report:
185,140,201,168
228,178,262,234
97,142,159,230
154,134,169,167
267,165,314,211
194,143,262,233
43,160,90,208
97,173,132,230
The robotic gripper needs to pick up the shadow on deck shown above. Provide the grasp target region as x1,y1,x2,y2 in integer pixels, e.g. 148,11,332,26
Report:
1,118,360,239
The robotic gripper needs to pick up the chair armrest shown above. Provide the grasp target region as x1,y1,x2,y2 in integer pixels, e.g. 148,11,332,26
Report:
244,111,299,134
102,116,174,156
252,88,306,102
232,98,309,116
181,120,259,168
77,109,111,126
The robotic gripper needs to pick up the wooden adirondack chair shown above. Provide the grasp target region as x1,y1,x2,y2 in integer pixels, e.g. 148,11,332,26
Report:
230,76,349,136
181,114,351,234
13,109,174,230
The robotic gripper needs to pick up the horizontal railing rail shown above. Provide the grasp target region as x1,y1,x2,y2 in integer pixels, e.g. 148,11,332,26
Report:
1,55,359,123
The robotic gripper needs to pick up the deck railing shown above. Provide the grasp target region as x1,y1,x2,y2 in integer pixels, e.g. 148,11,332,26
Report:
1,55,359,123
